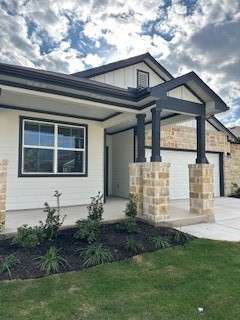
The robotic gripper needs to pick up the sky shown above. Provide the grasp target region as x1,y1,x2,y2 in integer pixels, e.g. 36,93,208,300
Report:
0,0,239,127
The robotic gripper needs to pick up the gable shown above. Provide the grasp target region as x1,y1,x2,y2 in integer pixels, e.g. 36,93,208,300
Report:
89,62,165,89
167,85,202,103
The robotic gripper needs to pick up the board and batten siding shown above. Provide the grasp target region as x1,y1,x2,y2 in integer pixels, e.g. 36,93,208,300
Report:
91,62,164,89
110,129,134,198
0,109,104,210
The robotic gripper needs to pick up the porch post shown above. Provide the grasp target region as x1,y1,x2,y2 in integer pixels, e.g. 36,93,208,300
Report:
196,115,208,164
136,114,146,162
0,159,8,231
151,105,162,162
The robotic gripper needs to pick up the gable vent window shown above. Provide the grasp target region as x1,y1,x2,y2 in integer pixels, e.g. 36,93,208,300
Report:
137,70,149,88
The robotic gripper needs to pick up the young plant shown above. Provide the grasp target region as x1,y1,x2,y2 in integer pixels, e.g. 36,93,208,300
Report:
117,194,139,233
117,216,139,233
125,194,138,218
34,246,68,275
232,183,240,198
124,237,143,253
0,254,20,278
12,224,43,248
0,234,5,243
87,192,104,221
167,229,191,245
40,191,66,239
81,243,113,267
74,219,100,243
151,236,171,249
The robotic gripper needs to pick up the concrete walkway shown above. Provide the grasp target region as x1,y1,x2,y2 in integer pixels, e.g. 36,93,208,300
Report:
2,197,240,242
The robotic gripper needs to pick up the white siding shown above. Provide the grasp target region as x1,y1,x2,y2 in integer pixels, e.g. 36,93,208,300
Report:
168,85,202,103
91,62,164,89
106,135,113,195
0,109,104,210
111,129,134,198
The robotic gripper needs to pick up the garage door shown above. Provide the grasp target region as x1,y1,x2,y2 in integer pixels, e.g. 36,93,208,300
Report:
146,149,220,199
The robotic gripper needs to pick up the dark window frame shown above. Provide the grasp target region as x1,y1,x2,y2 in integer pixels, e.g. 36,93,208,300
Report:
19,116,88,177
137,69,150,88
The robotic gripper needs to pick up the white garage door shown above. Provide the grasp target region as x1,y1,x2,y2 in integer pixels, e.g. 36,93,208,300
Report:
146,149,220,199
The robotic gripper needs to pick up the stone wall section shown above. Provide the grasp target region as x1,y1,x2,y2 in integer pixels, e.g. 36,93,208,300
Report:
230,143,240,190
129,163,144,216
0,159,8,231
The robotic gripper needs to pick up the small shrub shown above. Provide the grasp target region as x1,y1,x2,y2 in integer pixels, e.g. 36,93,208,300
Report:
81,243,113,267
125,194,138,218
12,224,43,248
0,254,20,278
167,229,191,245
151,236,171,249
0,234,5,243
88,192,104,221
40,191,66,239
125,237,143,253
231,183,240,198
74,219,100,243
117,217,139,233
34,246,68,275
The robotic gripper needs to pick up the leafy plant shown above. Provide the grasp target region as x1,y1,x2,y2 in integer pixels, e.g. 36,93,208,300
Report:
81,243,113,267
151,236,171,249
167,229,191,245
34,246,68,275
74,219,100,243
40,191,66,239
12,224,44,248
117,216,139,233
231,183,240,198
125,194,138,218
125,237,143,253
0,234,5,243
0,254,20,278
87,192,104,221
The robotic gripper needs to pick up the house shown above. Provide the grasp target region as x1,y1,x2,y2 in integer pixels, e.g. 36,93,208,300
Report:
0,53,239,228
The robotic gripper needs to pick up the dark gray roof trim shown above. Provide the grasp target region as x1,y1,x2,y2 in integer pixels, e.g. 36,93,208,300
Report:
72,53,174,81
207,116,239,142
151,72,228,112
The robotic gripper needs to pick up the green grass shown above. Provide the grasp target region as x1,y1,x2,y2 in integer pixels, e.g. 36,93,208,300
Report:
0,239,240,320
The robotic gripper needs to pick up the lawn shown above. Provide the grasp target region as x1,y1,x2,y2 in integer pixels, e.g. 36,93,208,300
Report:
1,239,239,320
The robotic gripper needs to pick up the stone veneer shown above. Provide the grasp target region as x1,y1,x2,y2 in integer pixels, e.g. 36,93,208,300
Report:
188,164,214,221
129,162,170,223
0,159,8,231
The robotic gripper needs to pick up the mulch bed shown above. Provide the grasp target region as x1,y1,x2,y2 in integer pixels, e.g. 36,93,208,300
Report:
0,222,191,281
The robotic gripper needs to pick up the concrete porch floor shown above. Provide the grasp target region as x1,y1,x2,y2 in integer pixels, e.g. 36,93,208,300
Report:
2,197,240,241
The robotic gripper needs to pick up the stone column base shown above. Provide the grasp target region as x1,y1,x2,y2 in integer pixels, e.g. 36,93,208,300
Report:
188,164,215,221
129,163,144,216
0,159,8,231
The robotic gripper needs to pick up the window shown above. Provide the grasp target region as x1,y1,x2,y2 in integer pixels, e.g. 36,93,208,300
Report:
20,118,87,176
137,70,149,88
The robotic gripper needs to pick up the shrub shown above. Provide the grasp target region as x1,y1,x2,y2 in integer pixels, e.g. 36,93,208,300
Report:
87,192,104,221
167,229,192,245
125,194,138,218
0,234,5,243
0,254,20,278
117,216,139,233
151,236,171,249
81,243,113,267
40,191,66,239
12,224,44,248
34,246,68,275
231,183,240,198
125,237,143,253
117,194,139,233
74,219,100,243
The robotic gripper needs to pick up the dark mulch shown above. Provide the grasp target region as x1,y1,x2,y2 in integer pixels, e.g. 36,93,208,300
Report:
0,222,191,281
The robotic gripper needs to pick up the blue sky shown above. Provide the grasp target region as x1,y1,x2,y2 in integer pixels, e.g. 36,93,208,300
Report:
0,0,239,127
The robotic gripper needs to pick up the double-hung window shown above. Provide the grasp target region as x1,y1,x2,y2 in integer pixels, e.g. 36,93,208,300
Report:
20,117,87,176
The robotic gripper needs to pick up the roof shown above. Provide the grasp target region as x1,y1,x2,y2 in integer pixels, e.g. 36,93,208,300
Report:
72,52,174,81
207,116,239,142
228,126,240,138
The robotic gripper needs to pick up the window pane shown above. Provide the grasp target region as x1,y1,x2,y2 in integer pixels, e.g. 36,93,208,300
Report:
23,148,54,173
58,126,84,149
58,150,84,173
24,122,54,147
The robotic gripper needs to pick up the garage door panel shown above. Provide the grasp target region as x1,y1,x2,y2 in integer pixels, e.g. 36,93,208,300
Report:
146,149,220,199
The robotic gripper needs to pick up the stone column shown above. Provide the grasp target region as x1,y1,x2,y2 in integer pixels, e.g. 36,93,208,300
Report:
129,163,144,216
0,159,8,231
142,162,170,223
188,164,214,221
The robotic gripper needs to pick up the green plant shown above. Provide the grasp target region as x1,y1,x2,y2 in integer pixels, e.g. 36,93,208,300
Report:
117,216,139,233
232,183,240,198
40,191,66,239
74,219,100,243
87,192,104,221
125,194,138,218
125,237,143,253
151,236,171,249
34,246,68,275
167,229,191,245
81,243,113,267
0,254,20,278
12,224,44,248
0,234,5,243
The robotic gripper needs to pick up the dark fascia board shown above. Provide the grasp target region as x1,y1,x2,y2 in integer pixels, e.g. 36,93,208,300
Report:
207,116,239,142
151,71,228,112
72,52,174,81
157,97,206,116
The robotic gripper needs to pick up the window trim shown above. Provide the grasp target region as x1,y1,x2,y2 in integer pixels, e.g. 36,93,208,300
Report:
137,69,149,88
19,116,88,177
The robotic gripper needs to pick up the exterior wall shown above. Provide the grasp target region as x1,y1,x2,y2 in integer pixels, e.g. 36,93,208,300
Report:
91,62,164,89
0,108,104,210
106,135,113,195
0,159,8,229
111,129,134,198
145,122,233,196
168,86,202,103
230,143,240,189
